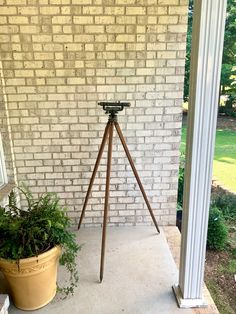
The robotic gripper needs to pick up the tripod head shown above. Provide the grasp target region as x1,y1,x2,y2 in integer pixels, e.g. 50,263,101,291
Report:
98,101,130,120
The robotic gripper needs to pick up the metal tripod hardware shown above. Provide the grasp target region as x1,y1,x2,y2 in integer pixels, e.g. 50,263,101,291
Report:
78,101,160,282
98,101,130,118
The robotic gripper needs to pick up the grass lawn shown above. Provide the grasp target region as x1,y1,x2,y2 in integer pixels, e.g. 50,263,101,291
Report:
181,127,236,193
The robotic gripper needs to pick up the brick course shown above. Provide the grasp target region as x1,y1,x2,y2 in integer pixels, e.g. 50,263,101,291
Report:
0,0,188,226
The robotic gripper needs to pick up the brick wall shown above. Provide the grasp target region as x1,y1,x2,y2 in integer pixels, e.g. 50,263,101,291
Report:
0,0,188,226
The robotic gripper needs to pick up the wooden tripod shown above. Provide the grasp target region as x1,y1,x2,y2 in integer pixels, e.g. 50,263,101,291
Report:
78,115,160,282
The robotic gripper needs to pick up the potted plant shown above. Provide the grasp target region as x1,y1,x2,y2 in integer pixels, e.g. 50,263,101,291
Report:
0,185,80,310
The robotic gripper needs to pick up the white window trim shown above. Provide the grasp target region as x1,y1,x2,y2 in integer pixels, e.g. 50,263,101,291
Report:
0,133,8,188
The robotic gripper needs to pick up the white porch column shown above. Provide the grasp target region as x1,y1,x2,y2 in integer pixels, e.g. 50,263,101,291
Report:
173,0,227,308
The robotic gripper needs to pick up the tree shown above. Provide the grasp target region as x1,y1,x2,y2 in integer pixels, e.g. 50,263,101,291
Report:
184,0,236,113
183,0,193,102
220,0,236,111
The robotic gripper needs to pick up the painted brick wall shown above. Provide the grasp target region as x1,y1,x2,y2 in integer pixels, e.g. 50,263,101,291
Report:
0,0,188,226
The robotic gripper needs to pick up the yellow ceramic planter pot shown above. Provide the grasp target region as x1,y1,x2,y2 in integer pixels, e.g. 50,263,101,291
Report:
0,246,61,311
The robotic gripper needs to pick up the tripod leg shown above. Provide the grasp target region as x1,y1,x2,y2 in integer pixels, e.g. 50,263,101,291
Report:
114,122,160,234
78,122,110,230
100,121,113,282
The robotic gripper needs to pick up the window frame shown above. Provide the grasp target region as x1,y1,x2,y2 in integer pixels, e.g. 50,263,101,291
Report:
0,133,8,188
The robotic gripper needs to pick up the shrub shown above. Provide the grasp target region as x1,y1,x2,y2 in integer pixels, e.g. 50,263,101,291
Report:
211,193,236,220
207,207,228,250
218,95,236,118
218,106,236,118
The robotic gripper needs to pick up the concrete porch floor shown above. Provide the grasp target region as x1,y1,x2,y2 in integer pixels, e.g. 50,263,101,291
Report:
5,226,217,314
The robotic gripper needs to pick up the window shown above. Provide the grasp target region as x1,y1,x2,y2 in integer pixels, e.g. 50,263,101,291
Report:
0,133,7,188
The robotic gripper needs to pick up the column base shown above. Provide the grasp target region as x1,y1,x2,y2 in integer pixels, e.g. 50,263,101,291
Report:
172,285,208,308
0,294,10,314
